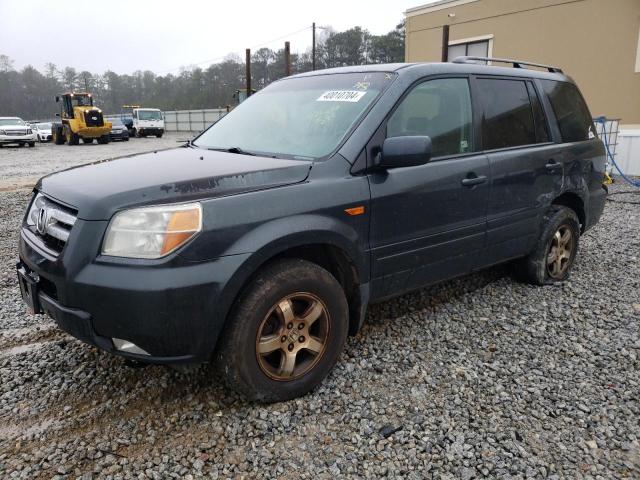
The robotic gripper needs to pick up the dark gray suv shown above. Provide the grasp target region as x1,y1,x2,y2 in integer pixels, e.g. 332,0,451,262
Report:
17,57,607,401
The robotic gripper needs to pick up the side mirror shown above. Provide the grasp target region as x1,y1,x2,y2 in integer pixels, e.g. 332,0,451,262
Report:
55,113,60,117
375,136,432,169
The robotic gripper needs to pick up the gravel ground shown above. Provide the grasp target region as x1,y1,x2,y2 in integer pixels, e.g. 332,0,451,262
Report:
0,147,638,478
0,133,192,191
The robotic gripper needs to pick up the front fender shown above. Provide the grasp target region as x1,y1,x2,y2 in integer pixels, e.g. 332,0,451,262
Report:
201,214,368,353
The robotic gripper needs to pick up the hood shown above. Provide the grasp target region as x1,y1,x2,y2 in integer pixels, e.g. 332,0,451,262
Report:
37,147,312,220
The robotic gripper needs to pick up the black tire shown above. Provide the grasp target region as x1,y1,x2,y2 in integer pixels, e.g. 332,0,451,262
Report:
215,258,349,402
97,135,110,144
28,142,35,147
64,126,79,145
82,137,94,144
516,206,580,285
53,127,65,145
157,133,163,138
123,136,129,141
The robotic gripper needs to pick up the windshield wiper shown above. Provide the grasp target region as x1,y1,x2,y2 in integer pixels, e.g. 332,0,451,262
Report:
207,146,257,156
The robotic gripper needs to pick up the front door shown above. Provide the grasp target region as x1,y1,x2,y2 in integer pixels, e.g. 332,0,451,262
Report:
368,77,489,300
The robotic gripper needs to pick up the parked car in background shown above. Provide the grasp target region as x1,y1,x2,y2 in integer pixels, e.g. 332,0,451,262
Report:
132,108,164,137
108,118,130,142
16,59,607,402
32,122,53,142
120,116,134,136
0,117,36,147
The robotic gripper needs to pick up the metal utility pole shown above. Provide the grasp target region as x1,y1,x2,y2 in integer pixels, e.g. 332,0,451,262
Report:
245,48,251,97
284,41,291,76
441,25,450,62
312,22,316,71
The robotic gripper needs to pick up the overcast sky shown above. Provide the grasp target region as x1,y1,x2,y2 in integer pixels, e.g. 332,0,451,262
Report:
0,0,432,75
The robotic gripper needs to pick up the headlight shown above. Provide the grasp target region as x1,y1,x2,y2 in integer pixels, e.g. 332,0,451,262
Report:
102,203,202,259
27,129,33,134
0,129,5,135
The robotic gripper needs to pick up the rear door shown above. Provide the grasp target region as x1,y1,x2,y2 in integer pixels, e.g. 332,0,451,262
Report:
368,76,490,299
474,76,563,266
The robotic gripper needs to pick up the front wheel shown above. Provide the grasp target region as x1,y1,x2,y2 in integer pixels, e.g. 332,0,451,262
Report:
516,206,580,285
215,259,349,402
28,142,35,147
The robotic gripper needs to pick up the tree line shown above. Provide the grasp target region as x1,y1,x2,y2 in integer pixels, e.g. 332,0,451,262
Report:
0,22,404,120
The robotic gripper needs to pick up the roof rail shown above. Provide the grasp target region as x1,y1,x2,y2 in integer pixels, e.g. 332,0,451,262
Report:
452,56,563,73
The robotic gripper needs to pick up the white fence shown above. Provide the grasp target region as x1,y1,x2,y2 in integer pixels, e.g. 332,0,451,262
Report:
163,109,227,133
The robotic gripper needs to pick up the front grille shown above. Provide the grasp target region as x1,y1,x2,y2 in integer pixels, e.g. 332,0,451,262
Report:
25,193,78,256
84,110,104,127
5,130,28,135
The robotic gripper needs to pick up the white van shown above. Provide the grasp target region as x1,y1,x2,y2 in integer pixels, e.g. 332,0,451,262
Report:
132,108,164,138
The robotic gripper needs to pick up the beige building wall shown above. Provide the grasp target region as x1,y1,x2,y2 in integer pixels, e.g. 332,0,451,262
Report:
405,0,640,126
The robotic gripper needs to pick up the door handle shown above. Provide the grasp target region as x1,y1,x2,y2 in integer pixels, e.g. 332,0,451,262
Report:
461,174,487,187
545,160,562,171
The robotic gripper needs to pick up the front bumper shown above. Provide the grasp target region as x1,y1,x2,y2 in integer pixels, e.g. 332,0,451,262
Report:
39,133,52,141
0,134,37,144
77,126,111,138
18,223,250,364
138,128,164,136
109,130,129,140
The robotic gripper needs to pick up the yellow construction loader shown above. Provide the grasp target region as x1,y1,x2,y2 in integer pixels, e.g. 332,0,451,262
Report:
52,93,112,145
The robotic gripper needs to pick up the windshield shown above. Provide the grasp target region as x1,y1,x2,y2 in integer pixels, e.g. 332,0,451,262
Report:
35,123,51,129
138,110,162,120
194,72,395,159
110,118,123,126
0,118,25,126
72,96,93,107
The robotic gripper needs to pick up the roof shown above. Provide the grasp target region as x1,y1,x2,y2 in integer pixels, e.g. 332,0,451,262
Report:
291,63,414,78
288,61,569,82
406,0,480,17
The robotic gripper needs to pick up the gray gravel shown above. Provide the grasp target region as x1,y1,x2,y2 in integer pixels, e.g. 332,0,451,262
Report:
0,133,192,191
0,150,638,478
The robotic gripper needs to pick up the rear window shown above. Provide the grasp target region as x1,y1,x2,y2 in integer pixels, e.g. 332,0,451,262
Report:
476,78,536,150
541,80,594,143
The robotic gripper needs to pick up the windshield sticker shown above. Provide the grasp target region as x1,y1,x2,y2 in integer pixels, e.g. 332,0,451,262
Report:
353,81,370,90
317,90,367,102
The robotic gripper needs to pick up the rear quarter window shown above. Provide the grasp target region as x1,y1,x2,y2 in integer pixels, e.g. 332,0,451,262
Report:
541,80,595,143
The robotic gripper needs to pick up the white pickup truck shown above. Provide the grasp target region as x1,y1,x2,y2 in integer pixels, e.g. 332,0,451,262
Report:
132,108,165,138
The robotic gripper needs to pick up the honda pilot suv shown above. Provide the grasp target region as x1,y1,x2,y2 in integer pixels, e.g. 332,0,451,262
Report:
17,58,607,402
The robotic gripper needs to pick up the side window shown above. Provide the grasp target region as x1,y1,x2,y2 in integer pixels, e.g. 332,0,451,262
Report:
526,82,550,143
541,80,594,143
387,78,473,157
477,78,536,150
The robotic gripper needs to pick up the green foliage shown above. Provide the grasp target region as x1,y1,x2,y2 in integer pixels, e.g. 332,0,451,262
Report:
0,21,405,120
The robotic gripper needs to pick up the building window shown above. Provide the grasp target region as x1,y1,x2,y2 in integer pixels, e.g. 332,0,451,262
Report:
448,40,489,61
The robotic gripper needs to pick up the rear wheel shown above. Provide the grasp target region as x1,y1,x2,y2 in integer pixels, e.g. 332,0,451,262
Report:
215,259,349,402
157,133,163,138
82,137,94,144
97,135,110,144
28,142,35,147
516,206,580,285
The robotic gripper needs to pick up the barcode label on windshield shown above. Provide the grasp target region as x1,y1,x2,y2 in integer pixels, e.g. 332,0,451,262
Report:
317,90,367,102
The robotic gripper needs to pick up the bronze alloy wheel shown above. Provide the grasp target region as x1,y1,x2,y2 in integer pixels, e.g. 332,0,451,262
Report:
255,292,330,381
546,225,574,279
